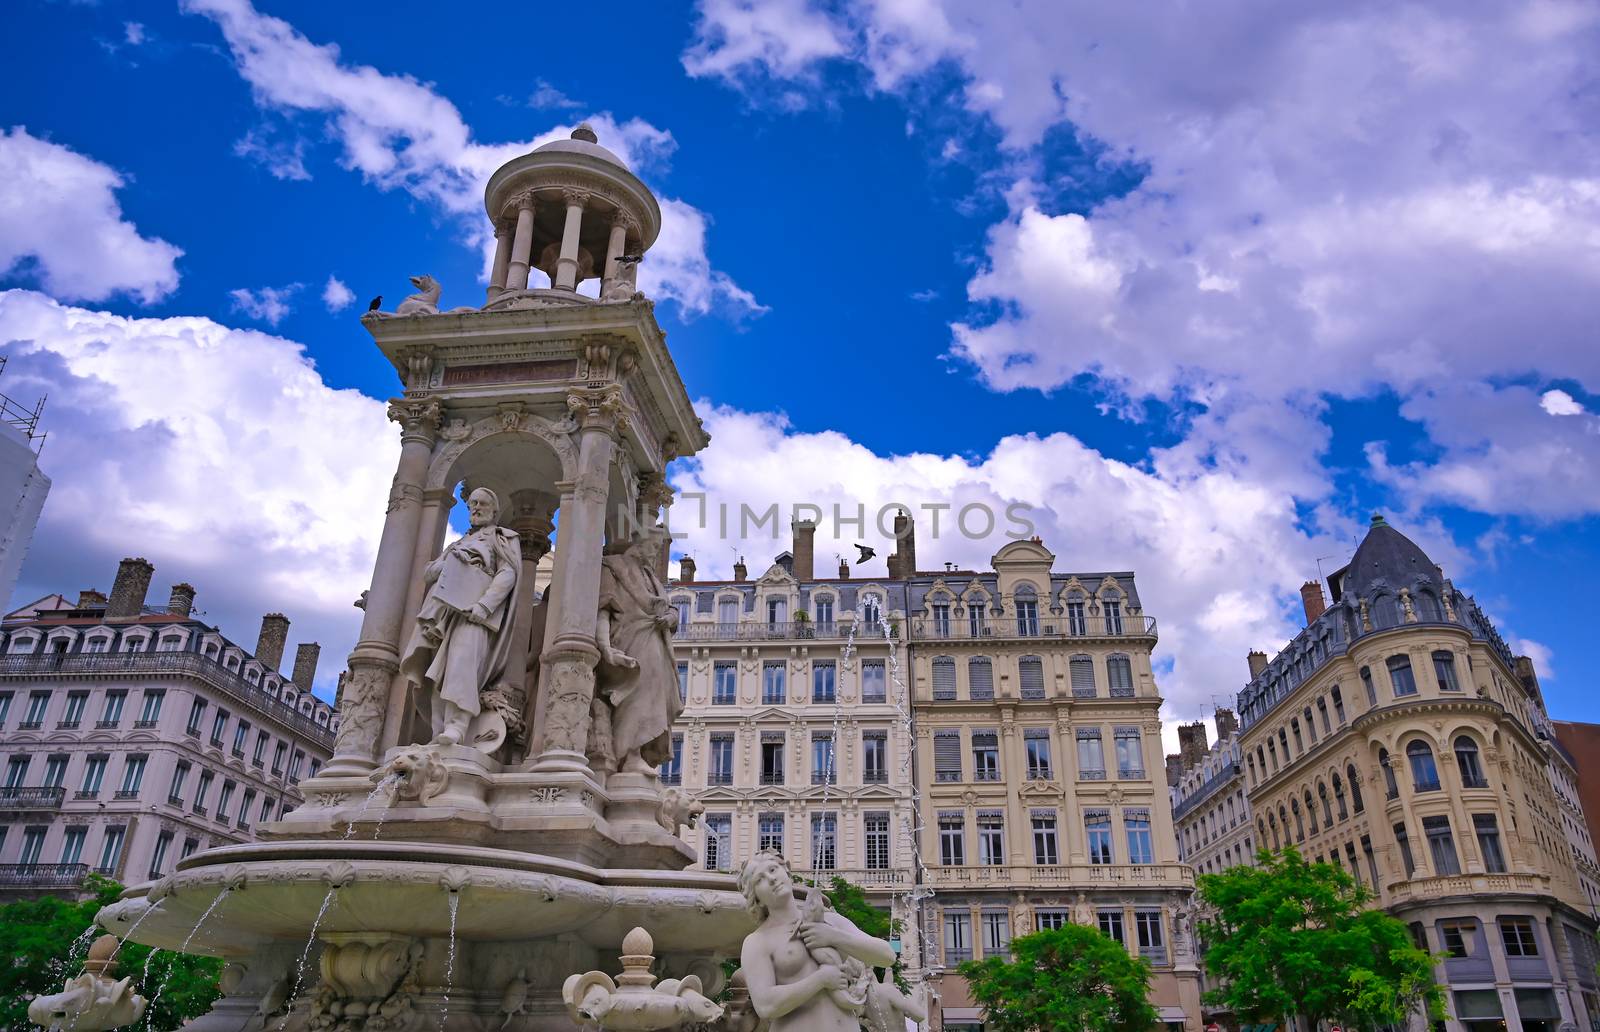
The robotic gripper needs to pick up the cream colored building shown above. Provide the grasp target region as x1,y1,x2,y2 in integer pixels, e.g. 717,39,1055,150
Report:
1171,718,1254,878
905,539,1201,1032
1236,515,1600,1032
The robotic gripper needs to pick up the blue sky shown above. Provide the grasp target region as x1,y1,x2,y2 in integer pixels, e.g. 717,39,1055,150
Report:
1,0,1597,735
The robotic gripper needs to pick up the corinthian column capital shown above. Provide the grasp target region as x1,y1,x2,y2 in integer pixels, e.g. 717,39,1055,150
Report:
387,398,443,443
565,384,631,435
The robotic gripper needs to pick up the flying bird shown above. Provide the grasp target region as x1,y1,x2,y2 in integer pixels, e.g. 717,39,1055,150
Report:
854,544,877,565
613,254,644,265
367,295,383,311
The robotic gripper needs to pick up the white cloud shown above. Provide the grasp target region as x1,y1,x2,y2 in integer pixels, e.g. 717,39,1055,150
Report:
322,275,354,312
682,0,851,85
0,127,182,305
1541,388,1584,416
0,289,392,697
124,22,146,45
233,126,311,181
182,0,762,319
229,283,301,326
526,78,583,111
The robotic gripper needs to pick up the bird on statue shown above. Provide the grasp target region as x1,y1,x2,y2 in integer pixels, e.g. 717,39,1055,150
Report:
613,254,644,264
367,295,383,312
854,544,877,565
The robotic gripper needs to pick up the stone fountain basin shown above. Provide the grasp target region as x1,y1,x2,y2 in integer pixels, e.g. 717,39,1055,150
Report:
99,840,754,959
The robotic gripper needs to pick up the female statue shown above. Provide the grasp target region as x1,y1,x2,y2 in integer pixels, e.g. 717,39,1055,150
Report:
594,530,682,774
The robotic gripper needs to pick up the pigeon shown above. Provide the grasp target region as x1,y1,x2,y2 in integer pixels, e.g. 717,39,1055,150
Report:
498,968,530,1030
367,295,383,312
854,544,877,565
613,254,644,265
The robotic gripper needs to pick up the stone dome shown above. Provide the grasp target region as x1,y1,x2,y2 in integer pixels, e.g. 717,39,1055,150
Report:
1336,513,1443,601
530,123,628,169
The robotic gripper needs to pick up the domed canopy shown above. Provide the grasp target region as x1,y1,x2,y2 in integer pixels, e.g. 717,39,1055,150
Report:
528,122,629,169
1334,513,1443,601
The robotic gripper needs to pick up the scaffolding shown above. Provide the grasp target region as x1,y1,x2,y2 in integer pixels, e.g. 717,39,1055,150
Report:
0,356,47,451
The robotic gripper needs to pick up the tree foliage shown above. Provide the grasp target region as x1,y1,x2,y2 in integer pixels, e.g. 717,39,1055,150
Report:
957,924,1157,1032
1197,847,1444,1030
0,876,222,1031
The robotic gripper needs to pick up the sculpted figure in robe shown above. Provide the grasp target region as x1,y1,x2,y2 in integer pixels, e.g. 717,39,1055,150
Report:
593,530,682,775
401,487,523,748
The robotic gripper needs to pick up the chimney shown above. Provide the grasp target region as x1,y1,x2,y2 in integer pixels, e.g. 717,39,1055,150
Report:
106,557,155,619
1178,721,1209,771
732,557,748,582
75,589,107,609
886,510,917,579
1247,650,1268,679
1300,580,1327,624
1164,754,1184,788
1214,707,1239,741
791,519,816,581
838,559,850,579
166,583,196,617
678,556,696,583
292,642,321,689
256,613,291,673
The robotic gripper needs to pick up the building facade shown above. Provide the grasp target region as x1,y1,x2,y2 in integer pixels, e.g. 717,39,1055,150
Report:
1235,515,1600,1032
0,557,336,899
1551,719,1600,919
904,538,1201,1031
1170,710,1253,878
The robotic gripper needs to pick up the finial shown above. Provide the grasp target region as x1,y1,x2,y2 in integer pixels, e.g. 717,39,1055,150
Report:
571,122,599,144
1370,512,1388,527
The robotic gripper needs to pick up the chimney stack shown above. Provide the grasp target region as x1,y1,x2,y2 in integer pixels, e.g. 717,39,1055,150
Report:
1300,580,1327,624
732,557,748,582
886,510,917,579
1247,650,1268,679
166,583,196,617
838,559,850,580
1164,754,1184,788
1214,707,1239,740
678,556,696,583
76,589,107,609
292,642,321,689
1178,721,1209,771
791,519,816,581
256,613,291,673
106,558,155,620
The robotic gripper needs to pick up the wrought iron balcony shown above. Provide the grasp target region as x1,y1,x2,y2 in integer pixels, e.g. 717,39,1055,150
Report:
0,862,89,890
908,613,1157,643
675,620,886,642
925,863,1194,890
0,785,66,811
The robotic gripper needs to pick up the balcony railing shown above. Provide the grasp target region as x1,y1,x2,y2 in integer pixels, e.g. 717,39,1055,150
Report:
0,652,334,747
798,867,910,888
675,621,889,642
925,863,1194,890
1384,871,1549,906
1172,763,1242,821
0,862,89,889
759,773,784,786
0,785,66,810
909,614,1157,642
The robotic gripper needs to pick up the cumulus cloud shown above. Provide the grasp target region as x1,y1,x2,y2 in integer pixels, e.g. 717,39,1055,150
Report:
0,289,393,697
1542,388,1584,416
0,127,182,304
229,283,301,326
233,126,311,181
182,0,763,319
682,0,851,85
322,275,354,312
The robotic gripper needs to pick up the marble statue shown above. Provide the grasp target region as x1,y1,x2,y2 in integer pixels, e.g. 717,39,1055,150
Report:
862,970,928,1032
400,487,523,748
737,851,895,1032
602,259,638,302
563,927,724,1030
396,274,442,315
593,531,682,775
28,934,147,1032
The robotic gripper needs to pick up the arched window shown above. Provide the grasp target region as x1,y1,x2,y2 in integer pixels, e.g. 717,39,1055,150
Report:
1291,718,1304,753
1281,804,1294,844
1333,774,1348,819
1267,740,1279,770
1303,791,1318,833
1455,736,1487,788
1278,728,1291,761
1371,593,1400,629
1387,655,1417,697
1414,590,1442,621
1347,764,1364,812
1318,782,1333,824
1268,813,1280,850
1331,686,1345,724
1106,654,1134,697
1379,749,1400,799
1247,755,1258,787
1291,800,1304,842
1256,746,1267,778
1304,707,1317,743
860,595,883,628
1407,741,1441,792
931,657,957,701
1013,583,1039,636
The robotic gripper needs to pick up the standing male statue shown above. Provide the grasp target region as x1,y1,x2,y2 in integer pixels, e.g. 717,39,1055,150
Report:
592,530,682,775
401,487,523,748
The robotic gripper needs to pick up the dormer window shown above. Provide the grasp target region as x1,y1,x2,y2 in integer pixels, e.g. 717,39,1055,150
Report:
860,595,882,629
156,636,182,652
766,597,787,626
84,635,111,654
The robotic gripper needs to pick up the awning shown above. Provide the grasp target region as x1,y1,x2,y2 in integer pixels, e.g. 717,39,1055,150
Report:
1158,1007,1191,1022
942,1008,984,1022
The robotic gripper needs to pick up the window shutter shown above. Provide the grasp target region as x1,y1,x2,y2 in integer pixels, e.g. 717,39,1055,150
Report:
1071,656,1096,696
968,659,994,700
934,731,962,779
932,658,957,701
972,730,998,748
1019,657,1045,699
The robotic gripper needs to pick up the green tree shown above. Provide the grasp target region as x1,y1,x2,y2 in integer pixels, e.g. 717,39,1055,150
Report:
1197,847,1444,1030
823,876,892,942
957,924,1157,1032
0,875,223,1031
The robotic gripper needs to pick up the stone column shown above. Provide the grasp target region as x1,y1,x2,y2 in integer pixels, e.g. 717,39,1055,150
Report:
487,218,514,298
600,214,632,296
531,386,625,772
506,192,537,291
554,190,589,291
326,399,440,775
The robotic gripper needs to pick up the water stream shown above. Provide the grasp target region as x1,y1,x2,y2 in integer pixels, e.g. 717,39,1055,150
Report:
438,891,460,1031
139,886,233,1031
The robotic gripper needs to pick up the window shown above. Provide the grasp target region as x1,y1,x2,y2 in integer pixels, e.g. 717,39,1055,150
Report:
659,735,683,785
1077,729,1106,780
968,658,994,701
97,826,126,873
860,595,882,629
812,661,836,703
704,815,731,872
186,698,207,736
931,602,951,637
181,837,199,860
253,730,269,766
1500,917,1538,957
810,813,837,870
60,826,86,865
288,750,305,781
4,754,28,787
813,597,833,630
42,754,67,789
766,597,786,626
1066,598,1087,635
758,814,784,853
939,812,966,866
1291,719,1304,753
717,599,739,628
1348,764,1365,812
137,690,164,726
259,795,274,824
864,812,890,870
232,720,250,756
760,735,785,786
149,831,174,878
19,826,47,865
1114,727,1144,778
1433,651,1460,691
972,730,1000,781
1331,686,1345,724
1135,910,1165,959
676,663,688,703
978,812,1005,866
193,770,214,813
157,635,182,652
1388,655,1418,697
932,657,957,701
1423,815,1460,875
99,691,126,727
1104,599,1124,634
1085,810,1113,864
80,755,108,796
862,731,887,783
1474,814,1507,873
944,910,972,964
1035,909,1069,931
860,660,886,703
59,692,86,728
1394,822,1417,877
967,599,985,637
1407,741,1441,792
762,662,786,704
216,780,236,821
982,911,1011,959
1440,920,1476,959
210,709,228,746
1098,910,1125,944
1016,597,1039,636
1379,749,1399,799
1125,809,1154,864
709,734,734,785
272,741,287,776
934,730,962,783
1070,655,1096,697
1024,729,1052,779
712,662,737,705
1455,736,1487,788
1303,707,1318,743
1018,656,1045,700
168,761,191,804
811,733,835,785
1106,655,1134,697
